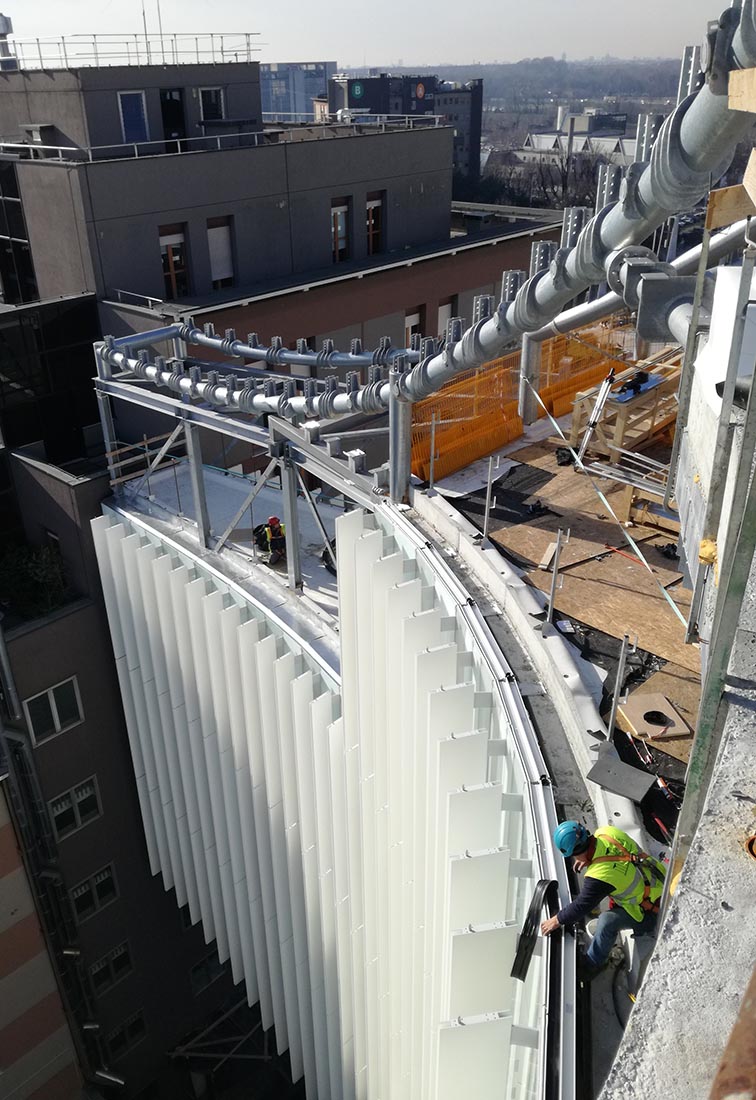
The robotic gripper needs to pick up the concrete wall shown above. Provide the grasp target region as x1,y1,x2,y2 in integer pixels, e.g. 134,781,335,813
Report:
0,70,89,147
4,455,240,1098
15,162,95,298
0,788,82,1100
0,63,261,150
24,125,452,301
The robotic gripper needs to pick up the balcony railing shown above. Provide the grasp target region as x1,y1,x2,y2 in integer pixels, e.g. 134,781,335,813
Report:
0,118,446,164
2,32,260,71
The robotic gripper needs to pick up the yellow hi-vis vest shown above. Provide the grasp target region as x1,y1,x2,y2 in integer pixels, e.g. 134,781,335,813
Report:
584,825,666,923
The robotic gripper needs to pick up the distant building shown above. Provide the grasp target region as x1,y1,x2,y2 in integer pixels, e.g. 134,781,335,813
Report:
515,108,636,168
260,61,337,121
328,73,483,179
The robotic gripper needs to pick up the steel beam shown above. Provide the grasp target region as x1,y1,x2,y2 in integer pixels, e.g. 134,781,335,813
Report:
214,458,278,553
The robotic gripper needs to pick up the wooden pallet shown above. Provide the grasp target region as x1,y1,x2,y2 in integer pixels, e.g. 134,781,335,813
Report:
568,353,682,462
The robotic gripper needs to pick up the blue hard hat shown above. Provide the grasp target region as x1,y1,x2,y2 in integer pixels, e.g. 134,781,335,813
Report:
553,820,591,858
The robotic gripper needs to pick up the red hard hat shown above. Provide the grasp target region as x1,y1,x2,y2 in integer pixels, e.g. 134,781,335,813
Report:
268,516,280,526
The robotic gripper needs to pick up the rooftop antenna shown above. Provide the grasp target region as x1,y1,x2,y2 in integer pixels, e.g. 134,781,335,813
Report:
155,0,166,63
141,0,149,54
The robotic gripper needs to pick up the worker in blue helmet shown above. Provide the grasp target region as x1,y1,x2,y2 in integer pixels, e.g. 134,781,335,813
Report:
540,820,666,975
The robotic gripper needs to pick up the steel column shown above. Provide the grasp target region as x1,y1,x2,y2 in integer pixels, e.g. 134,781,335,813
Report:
389,365,412,505
518,334,541,425
185,422,211,549
280,449,303,590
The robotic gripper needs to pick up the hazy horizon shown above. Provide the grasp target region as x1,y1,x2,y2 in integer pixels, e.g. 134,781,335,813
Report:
7,0,717,68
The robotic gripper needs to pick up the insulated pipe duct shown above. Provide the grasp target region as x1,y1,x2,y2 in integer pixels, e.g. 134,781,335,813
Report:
99,5,756,421
529,217,749,342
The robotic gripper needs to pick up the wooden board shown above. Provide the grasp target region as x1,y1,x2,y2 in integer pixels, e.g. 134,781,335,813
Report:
526,551,698,672
491,511,659,572
705,183,756,231
744,147,756,208
729,67,756,115
616,681,697,766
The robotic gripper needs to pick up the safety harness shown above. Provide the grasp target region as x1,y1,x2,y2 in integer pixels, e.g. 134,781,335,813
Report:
590,829,665,914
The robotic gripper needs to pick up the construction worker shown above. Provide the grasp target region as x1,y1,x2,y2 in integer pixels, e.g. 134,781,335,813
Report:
263,515,286,565
540,821,666,974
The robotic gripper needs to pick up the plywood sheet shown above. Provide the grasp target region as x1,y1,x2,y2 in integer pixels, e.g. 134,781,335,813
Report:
614,664,700,765
491,511,660,572
526,551,697,672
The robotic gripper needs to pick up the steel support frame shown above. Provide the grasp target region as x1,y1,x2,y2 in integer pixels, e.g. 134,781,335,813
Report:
213,458,279,553
184,421,211,549
295,468,338,570
280,447,303,590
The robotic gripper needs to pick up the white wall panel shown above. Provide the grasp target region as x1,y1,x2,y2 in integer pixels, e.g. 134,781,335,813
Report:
448,925,519,1017
438,1016,513,1100
94,499,564,1100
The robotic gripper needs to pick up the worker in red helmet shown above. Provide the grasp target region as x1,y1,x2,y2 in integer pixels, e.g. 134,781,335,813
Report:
264,515,286,565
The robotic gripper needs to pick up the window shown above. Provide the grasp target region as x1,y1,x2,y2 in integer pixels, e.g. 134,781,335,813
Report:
437,298,457,340
200,87,225,122
107,1010,146,1061
91,942,132,994
331,198,350,263
118,91,149,144
70,864,118,923
207,216,234,290
23,677,83,745
404,307,424,348
159,225,190,298
191,950,229,995
366,191,384,256
49,777,101,840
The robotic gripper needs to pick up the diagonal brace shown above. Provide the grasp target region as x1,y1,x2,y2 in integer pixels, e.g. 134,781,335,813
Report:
214,458,278,552
295,467,337,569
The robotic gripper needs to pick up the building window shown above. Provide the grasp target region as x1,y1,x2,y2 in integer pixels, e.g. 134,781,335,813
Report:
366,191,384,256
0,162,38,306
49,777,101,840
405,307,424,347
331,198,350,263
70,864,118,923
159,225,190,298
437,297,457,340
200,87,225,122
118,91,149,144
91,942,132,995
191,950,229,995
23,677,83,746
207,216,234,290
107,1010,146,1061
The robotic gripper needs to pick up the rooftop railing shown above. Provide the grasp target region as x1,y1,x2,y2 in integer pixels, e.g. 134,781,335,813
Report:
1,32,260,71
0,117,445,164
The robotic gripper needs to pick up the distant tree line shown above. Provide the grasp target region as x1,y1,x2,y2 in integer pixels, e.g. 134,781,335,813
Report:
345,58,680,110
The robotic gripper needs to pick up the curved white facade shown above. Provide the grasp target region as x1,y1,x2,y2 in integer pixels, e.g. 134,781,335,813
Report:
92,499,575,1100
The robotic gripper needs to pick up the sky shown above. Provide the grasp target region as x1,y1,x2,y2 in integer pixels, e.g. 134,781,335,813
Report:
8,0,718,68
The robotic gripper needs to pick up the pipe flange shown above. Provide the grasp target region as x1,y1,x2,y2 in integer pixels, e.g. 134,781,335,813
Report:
648,95,732,214
619,163,647,222
549,247,574,294
167,370,183,394
203,381,224,407
573,202,617,284
356,379,385,414
315,387,340,419
458,318,488,365
605,245,657,297
509,268,552,331
237,383,257,414
404,355,438,402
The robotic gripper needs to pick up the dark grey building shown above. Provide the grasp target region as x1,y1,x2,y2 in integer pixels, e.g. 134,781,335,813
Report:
328,73,483,180
260,61,337,121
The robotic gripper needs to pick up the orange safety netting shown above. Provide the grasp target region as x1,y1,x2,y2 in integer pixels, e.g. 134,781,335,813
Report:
411,319,633,482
